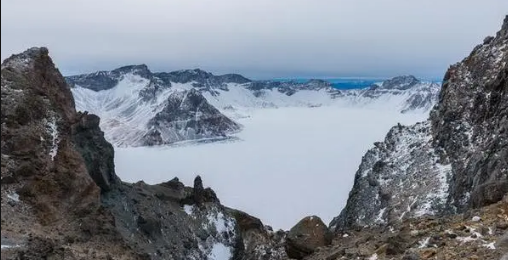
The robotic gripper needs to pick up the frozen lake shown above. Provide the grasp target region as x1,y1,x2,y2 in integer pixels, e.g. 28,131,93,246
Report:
115,106,427,230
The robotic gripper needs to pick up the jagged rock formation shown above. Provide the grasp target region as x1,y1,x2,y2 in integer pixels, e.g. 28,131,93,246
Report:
1,47,138,259
143,88,241,146
381,75,421,90
430,20,508,211
101,176,241,260
330,15,508,232
69,64,439,147
72,112,119,191
227,209,287,260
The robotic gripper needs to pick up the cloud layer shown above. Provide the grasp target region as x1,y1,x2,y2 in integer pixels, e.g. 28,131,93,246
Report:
1,0,506,78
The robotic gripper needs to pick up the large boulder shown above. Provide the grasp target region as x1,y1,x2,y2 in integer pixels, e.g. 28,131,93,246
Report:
285,216,332,259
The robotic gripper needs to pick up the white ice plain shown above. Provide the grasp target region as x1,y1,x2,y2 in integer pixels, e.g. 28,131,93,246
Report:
115,106,428,230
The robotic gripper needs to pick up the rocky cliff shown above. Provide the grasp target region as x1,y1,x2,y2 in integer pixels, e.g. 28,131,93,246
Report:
143,88,241,146
1,47,138,259
330,15,508,232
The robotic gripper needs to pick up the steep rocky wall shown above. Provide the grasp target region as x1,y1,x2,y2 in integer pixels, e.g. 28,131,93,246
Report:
143,88,242,146
1,48,139,259
331,16,508,231
430,17,508,211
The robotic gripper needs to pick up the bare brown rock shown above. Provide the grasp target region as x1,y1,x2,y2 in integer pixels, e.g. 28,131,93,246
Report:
285,216,332,259
1,47,139,259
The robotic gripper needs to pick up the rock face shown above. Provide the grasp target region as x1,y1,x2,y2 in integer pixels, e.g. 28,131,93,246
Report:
1,47,138,259
72,112,119,191
101,176,241,260
429,18,508,211
143,88,241,146
330,15,508,231
227,209,287,260
284,216,332,259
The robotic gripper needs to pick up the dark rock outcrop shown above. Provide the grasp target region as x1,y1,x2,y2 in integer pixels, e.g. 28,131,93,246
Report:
101,178,241,260
71,112,119,192
1,47,139,259
228,209,288,260
284,216,332,259
143,88,241,145
330,15,508,232
429,16,508,210
381,75,420,90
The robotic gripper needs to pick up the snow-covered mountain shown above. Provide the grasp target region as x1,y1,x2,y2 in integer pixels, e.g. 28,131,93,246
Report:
68,67,439,147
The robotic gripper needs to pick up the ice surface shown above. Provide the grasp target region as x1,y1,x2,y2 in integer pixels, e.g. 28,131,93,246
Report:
418,237,431,248
184,205,194,215
115,106,427,230
7,192,19,202
207,243,232,260
483,242,496,250
1,244,20,250
368,253,378,260
48,118,59,160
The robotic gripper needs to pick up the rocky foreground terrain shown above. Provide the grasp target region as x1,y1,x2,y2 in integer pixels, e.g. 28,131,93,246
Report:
1,15,507,260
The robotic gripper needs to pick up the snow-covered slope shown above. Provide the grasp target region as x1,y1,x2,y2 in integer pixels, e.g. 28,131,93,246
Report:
68,68,439,147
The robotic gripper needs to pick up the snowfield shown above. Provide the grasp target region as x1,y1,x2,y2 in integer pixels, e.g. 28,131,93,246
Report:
115,106,428,230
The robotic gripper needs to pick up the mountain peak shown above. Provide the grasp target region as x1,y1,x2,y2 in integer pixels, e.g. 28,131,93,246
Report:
112,64,151,78
381,75,420,90
173,68,213,76
1,47,49,72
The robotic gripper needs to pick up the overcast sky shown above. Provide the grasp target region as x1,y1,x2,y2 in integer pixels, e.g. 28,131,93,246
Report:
1,1,506,79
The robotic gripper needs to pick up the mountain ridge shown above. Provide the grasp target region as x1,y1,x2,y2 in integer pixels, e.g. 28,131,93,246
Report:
69,66,440,147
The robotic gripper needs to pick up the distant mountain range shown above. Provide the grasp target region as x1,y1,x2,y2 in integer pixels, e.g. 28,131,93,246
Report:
67,68,440,147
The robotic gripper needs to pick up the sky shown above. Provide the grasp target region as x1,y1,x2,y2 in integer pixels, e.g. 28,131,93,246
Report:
1,0,507,79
